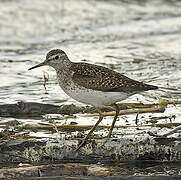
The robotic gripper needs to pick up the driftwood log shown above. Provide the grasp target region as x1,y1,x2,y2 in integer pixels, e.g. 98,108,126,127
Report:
0,162,181,179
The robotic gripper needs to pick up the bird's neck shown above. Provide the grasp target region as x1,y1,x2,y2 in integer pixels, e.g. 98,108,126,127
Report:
56,62,74,89
53,59,72,73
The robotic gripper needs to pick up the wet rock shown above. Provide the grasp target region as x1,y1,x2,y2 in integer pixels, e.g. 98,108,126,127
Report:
0,101,112,117
0,101,60,117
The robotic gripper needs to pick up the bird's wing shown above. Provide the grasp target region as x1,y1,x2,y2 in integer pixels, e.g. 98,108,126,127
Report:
71,62,158,93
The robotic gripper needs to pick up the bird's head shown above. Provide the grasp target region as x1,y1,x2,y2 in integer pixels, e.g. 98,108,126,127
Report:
28,49,70,71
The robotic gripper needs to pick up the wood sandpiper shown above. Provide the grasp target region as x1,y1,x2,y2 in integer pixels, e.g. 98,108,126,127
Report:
28,49,158,151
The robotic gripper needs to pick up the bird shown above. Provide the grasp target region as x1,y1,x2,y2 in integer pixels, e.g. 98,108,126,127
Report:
28,49,158,151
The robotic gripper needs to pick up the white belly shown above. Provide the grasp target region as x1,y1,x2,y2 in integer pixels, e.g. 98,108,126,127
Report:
62,87,132,107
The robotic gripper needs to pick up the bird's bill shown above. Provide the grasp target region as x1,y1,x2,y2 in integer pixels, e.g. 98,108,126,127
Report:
28,61,45,70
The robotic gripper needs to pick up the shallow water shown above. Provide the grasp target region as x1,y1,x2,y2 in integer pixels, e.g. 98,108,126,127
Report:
0,0,181,139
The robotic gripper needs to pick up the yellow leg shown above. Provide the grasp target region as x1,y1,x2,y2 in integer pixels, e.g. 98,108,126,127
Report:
106,104,120,138
75,111,103,151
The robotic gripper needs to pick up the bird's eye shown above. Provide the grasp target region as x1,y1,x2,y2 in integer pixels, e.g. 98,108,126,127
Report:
55,55,59,60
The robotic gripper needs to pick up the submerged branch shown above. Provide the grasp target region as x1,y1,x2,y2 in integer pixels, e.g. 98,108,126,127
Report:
81,107,165,117
16,122,181,132
117,100,181,108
